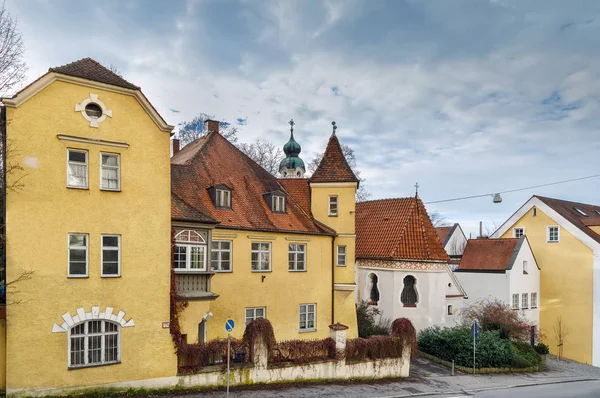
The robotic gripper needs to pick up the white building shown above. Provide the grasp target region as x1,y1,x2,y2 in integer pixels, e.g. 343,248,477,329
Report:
355,198,467,331
435,223,468,258
454,236,540,327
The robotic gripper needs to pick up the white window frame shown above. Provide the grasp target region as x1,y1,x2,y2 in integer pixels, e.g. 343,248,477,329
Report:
288,243,306,272
522,293,529,309
547,226,560,243
67,149,88,189
531,292,538,309
337,245,347,266
512,293,519,310
513,227,524,238
68,320,120,368
68,233,88,278
174,230,207,272
100,153,121,191
101,234,121,277
216,189,231,208
328,196,338,216
251,242,271,272
245,307,266,326
299,303,316,332
272,195,285,213
523,260,528,275
211,240,232,272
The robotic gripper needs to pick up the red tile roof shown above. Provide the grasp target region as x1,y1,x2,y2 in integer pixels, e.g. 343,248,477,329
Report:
49,58,139,90
310,134,359,184
535,196,600,243
457,238,520,271
171,132,334,235
356,198,450,261
435,226,453,246
278,178,312,216
172,194,216,224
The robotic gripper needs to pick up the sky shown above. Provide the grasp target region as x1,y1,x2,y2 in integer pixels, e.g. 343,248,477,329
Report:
5,0,600,238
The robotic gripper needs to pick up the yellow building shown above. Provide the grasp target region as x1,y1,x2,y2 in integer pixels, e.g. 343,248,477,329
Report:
170,120,359,343
1,59,176,394
493,195,600,366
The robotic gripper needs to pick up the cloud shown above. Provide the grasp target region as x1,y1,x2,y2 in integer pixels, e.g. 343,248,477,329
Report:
5,0,600,238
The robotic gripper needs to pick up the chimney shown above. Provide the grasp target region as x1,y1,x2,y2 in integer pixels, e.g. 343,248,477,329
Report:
170,138,180,157
479,221,483,238
205,119,220,134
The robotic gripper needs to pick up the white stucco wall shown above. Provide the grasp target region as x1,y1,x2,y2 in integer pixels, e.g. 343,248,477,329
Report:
454,271,510,306
357,262,464,332
445,225,468,257
508,239,540,326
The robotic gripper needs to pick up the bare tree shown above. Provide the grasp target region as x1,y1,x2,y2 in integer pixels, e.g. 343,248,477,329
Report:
553,316,569,360
177,113,238,146
429,211,450,228
309,144,371,202
0,2,26,96
238,138,283,175
109,64,122,77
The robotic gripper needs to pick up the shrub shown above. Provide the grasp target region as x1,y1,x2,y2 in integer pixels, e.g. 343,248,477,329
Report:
460,299,532,341
178,339,246,373
270,338,336,365
535,342,550,355
346,335,404,362
391,318,417,359
418,326,514,368
243,318,276,363
356,300,392,337
512,341,541,367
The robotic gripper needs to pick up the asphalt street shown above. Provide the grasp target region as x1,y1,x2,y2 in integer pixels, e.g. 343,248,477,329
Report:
430,380,600,397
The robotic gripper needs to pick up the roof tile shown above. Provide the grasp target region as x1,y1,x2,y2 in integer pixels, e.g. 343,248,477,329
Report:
535,196,600,243
49,58,139,90
356,198,449,261
310,134,359,184
457,238,520,271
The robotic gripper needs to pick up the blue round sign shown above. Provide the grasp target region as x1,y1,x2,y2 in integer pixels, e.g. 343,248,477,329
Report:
225,319,235,332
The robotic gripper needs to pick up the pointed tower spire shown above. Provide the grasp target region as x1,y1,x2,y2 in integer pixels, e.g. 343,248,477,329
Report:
279,119,306,178
310,122,359,185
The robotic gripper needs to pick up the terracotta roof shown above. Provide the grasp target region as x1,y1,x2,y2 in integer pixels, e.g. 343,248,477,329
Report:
457,238,522,272
172,194,216,224
278,178,312,216
356,198,450,261
535,196,600,244
435,226,453,246
49,58,140,90
310,134,359,184
171,132,334,235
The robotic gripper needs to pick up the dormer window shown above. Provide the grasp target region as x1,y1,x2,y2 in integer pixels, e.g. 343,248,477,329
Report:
574,207,587,216
272,195,285,213
209,184,232,209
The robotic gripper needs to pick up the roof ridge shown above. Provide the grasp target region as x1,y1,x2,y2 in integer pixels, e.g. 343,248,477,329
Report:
416,199,433,259
48,57,140,90
357,197,415,205
535,195,599,208
391,197,417,258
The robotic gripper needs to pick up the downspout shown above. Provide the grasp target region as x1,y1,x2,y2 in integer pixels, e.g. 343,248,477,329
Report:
331,234,336,325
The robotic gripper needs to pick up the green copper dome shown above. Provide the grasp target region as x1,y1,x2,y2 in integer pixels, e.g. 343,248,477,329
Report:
279,123,306,176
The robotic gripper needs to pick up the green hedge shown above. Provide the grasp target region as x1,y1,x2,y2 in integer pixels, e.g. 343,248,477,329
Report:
418,327,540,369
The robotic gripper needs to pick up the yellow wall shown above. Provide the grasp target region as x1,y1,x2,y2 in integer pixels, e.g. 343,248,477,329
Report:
310,182,358,337
4,80,175,390
590,226,600,235
0,319,5,390
180,230,335,342
500,207,594,364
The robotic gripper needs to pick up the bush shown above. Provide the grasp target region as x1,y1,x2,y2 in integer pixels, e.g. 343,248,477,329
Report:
535,343,550,355
391,318,417,359
356,300,391,338
418,326,514,368
346,336,404,362
512,341,541,368
460,299,532,341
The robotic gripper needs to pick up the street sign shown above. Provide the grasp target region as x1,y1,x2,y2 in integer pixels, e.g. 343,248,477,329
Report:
225,318,235,333
471,320,480,339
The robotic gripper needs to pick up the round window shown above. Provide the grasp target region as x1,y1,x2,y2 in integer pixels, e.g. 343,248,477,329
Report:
85,103,103,119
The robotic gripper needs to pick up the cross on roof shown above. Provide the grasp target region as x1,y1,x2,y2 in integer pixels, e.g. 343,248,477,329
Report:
415,182,420,197
289,119,295,133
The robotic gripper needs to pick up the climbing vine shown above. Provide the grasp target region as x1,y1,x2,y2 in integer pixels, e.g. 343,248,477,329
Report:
391,317,417,359
242,318,276,363
169,227,188,353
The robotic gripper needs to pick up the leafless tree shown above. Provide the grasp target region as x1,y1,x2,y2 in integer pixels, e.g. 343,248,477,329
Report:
483,222,499,238
553,316,569,360
238,138,283,175
177,113,239,146
308,144,371,202
429,211,450,228
0,2,26,96
109,64,122,77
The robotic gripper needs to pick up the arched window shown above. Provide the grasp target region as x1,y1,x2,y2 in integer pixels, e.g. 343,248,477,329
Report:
401,275,418,307
367,273,380,305
69,320,120,367
174,229,207,271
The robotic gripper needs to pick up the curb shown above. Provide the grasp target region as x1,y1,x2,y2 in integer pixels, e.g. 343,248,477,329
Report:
378,376,598,397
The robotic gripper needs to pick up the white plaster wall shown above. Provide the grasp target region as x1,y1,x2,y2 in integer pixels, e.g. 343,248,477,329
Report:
445,226,468,257
508,241,540,326
356,268,396,321
454,271,510,307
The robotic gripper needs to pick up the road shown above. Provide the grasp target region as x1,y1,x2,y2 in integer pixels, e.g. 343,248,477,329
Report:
430,380,600,397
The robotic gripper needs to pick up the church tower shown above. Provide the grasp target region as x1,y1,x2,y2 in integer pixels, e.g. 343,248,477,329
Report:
279,119,306,178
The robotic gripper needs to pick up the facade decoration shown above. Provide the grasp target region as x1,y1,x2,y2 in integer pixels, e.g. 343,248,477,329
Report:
52,306,135,333
75,93,113,127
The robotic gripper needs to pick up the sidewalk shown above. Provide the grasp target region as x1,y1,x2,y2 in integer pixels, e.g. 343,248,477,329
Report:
178,356,600,398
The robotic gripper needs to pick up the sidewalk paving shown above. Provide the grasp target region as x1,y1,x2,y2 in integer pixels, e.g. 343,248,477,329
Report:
178,356,600,398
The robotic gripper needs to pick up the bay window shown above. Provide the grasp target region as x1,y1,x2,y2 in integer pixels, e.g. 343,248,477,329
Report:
174,229,207,271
